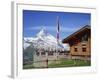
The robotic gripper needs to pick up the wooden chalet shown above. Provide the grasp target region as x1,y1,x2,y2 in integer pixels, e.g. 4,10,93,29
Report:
62,25,91,60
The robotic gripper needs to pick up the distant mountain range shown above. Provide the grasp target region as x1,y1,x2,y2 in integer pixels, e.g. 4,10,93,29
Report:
24,27,70,51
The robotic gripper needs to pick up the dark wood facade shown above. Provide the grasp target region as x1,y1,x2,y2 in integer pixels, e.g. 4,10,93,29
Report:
62,25,91,60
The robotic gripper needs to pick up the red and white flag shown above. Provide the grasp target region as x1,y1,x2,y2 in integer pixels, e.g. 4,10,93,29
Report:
57,16,60,42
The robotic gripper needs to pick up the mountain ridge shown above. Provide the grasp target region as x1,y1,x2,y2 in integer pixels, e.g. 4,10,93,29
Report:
24,27,69,51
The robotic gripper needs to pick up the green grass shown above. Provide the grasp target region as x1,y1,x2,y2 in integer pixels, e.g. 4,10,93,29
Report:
23,64,34,69
23,59,91,69
48,59,91,68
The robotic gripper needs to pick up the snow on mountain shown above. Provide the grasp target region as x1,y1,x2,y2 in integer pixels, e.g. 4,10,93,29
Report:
24,27,69,51
24,42,30,50
36,27,47,37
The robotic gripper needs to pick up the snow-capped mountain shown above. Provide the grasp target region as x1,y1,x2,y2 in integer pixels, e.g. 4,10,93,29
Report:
24,28,69,51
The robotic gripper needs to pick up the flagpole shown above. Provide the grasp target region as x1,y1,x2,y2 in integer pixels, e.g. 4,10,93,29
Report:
57,16,60,43
56,16,60,60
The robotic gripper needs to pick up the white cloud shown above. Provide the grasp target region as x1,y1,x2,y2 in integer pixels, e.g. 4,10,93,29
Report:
24,25,82,33
60,26,81,32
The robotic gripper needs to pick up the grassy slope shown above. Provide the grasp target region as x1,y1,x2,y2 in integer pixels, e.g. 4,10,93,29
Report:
48,59,90,68
23,59,91,69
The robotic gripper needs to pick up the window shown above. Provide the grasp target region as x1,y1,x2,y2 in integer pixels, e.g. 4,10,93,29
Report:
81,34,88,42
74,48,78,52
36,52,39,56
41,51,45,55
48,51,53,56
82,48,86,52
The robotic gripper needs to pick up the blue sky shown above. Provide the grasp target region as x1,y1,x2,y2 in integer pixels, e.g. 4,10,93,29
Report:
23,10,91,40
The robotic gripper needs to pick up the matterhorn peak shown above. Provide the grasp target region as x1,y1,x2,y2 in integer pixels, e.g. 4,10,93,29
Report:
36,27,47,37
24,26,69,51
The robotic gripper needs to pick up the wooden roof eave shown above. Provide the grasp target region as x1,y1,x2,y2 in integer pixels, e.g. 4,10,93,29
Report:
62,25,90,43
